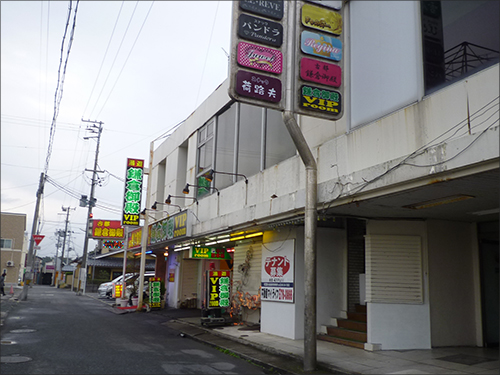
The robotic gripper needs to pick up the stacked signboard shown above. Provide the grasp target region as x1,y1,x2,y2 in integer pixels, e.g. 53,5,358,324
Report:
294,1,344,120
229,0,287,111
229,0,344,120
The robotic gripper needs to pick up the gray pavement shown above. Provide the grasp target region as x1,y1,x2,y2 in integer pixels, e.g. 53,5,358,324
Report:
3,286,499,375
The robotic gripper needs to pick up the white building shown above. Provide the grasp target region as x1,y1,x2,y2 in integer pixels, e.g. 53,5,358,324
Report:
142,1,498,351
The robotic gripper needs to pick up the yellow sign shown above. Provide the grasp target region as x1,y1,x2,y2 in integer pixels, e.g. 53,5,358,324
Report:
301,3,342,35
113,283,123,298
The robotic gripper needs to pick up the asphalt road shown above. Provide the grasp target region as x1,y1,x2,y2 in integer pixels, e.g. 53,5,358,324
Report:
0,285,271,374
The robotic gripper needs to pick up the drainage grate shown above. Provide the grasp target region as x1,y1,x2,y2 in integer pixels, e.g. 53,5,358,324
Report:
9,329,36,333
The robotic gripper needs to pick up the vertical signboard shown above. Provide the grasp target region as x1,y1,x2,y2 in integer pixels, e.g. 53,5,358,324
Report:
149,277,162,308
207,270,231,308
261,239,295,302
122,158,144,226
229,0,287,111
294,1,344,120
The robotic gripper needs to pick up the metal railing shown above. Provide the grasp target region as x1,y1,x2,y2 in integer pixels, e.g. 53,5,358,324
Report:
444,41,499,81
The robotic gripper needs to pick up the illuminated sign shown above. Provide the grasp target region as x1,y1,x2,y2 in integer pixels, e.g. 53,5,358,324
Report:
237,42,283,74
91,220,125,239
207,271,231,308
301,3,342,35
149,210,192,245
300,57,341,87
149,277,162,308
113,283,123,298
235,70,282,103
190,247,232,260
301,30,342,61
261,239,294,303
300,84,341,115
122,158,144,226
238,13,283,48
103,240,124,249
239,0,284,20
127,227,142,249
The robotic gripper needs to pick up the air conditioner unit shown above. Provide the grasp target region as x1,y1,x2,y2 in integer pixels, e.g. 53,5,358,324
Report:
6,260,14,267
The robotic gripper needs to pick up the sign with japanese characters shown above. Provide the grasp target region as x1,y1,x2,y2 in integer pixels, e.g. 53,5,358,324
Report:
301,3,342,35
300,30,342,61
122,158,144,226
238,13,283,47
189,247,232,260
207,270,231,308
300,85,341,114
240,0,284,20
127,227,142,249
237,42,283,74
261,239,294,303
91,219,125,239
300,57,341,87
33,234,45,245
148,210,192,245
149,277,162,308
236,70,282,103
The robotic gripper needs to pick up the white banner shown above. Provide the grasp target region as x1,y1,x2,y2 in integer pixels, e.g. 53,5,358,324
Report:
261,239,295,303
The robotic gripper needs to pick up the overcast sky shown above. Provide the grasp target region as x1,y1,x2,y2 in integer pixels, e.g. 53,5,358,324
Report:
1,1,233,258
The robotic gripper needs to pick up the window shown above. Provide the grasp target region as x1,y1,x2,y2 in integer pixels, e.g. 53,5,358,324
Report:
422,1,499,94
197,120,214,198
215,104,236,190
1,239,13,249
265,109,296,168
238,103,263,179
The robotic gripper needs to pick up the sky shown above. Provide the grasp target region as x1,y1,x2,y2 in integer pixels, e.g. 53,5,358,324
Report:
1,1,233,259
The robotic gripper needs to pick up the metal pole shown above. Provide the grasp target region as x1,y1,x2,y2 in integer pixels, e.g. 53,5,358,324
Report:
19,172,44,301
282,2,317,371
121,227,129,301
78,120,103,295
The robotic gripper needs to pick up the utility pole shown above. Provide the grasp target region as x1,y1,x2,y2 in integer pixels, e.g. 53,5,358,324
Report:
77,120,103,295
52,229,62,287
57,206,75,288
20,173,44,301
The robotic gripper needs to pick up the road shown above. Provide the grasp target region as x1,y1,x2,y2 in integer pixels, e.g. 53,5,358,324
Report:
0,285,271,374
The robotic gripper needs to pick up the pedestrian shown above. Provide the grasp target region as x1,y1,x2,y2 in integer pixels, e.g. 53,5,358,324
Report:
0,272,6,296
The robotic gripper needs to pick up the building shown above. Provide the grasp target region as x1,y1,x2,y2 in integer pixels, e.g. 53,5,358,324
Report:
142,1,498,351
1,212,28,286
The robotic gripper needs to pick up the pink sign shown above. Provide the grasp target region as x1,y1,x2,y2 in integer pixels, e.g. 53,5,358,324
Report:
237,42,283,74
300,57,341,87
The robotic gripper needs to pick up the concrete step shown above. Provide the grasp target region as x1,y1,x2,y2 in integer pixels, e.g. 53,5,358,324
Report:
317,334,365,349
347,311,367,323
326,326,367,342
336,318,367,332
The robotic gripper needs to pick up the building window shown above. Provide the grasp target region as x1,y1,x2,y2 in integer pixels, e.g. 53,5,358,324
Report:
1,239,13,249
215,104,237,191
196,119,215,198
265,109,295,168
422,1,499,94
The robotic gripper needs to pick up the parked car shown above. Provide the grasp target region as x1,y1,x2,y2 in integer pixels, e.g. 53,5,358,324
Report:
97,273,133,298
125,272,156,299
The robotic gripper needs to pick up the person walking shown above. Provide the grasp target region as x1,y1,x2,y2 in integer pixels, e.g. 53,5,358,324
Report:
0,272,6,296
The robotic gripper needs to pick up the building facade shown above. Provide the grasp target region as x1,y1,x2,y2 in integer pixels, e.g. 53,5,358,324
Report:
1,212,28,286
143,1,499,351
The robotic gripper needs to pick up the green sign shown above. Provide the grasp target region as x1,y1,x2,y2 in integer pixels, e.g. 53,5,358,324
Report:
207,271,231,308
190,247,232,260
148,277,161,308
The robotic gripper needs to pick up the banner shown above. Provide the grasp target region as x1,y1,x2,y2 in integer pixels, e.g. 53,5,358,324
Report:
122,158,144,226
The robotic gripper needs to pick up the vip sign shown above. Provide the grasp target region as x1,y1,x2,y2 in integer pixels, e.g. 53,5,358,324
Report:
207,271,231,308
122,158,144,226
190,247,232,260
261,239,295,303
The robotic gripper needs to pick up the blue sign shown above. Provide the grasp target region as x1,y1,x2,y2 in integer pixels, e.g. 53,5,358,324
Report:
300,30,342,61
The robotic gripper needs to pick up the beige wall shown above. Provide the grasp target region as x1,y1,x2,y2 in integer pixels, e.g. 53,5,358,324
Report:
1,212,27,285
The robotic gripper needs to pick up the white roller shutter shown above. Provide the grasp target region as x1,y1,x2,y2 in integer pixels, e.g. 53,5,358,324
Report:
365,235,423,304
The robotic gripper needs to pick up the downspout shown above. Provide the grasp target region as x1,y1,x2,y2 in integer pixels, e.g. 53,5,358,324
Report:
282,2,317,371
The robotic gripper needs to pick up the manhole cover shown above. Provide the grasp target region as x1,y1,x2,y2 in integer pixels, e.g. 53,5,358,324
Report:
1,355,32,363
10,329,36,333
1,340,17,345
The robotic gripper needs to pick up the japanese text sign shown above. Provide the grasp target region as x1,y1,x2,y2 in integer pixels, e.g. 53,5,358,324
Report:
300,84,341,114
149,277,162,308
149,210,192,245
300,57,341,87
261,239,295,303
301,30,342,61
240,0,284,20
236,70,282,103
190,247,232,260
237,42,283,74
33,234,45,245
301,3,342,35
113,283,123,298
127,227,142,249
207,271,231,308
91,220,125,239
238,13,283,48
122,158,144,226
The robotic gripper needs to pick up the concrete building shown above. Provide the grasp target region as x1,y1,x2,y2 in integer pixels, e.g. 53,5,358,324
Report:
1,212,28,286
141,1,498,351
